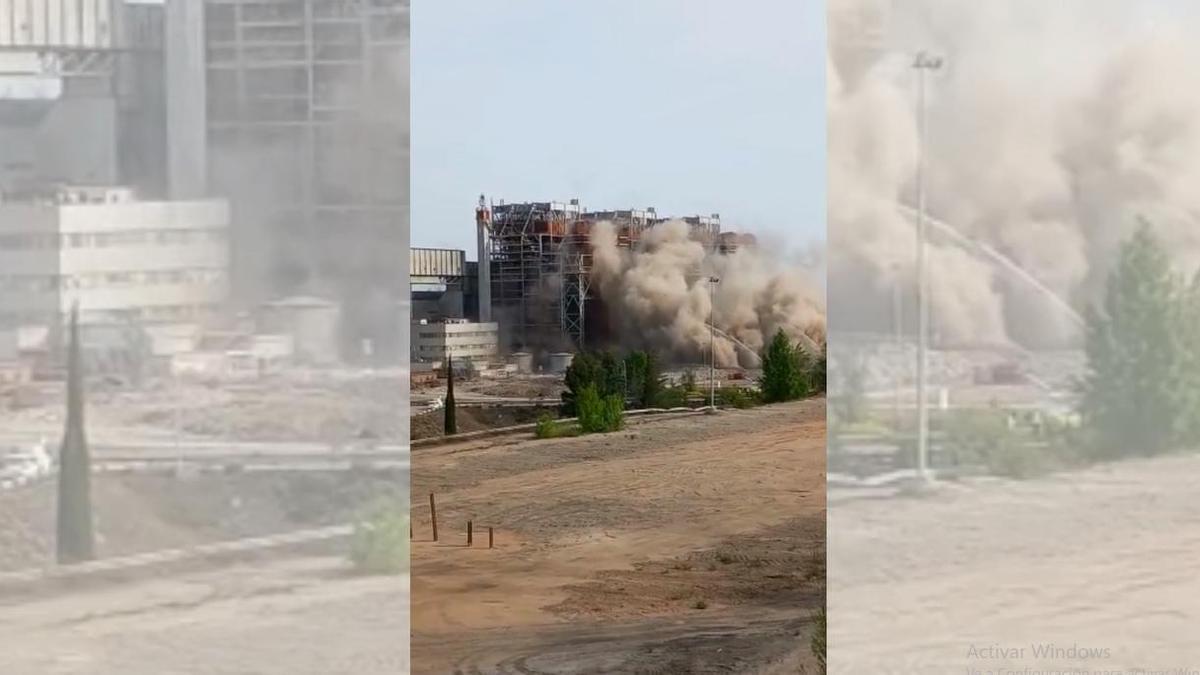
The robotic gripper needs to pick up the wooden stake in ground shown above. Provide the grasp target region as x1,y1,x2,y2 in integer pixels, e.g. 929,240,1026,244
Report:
467,520,473,546
429,493,438,542
488,527,494,549
56,305,95,564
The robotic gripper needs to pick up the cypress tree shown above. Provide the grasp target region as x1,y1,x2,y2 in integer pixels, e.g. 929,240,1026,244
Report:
56,305,95,564
444,355,457,435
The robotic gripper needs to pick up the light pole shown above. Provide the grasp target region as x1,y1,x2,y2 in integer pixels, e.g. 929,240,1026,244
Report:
913,51,943,482
892,263,903,428
708,276,720,409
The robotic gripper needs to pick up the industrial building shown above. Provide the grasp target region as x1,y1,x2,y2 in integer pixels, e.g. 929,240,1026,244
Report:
410,318,498,366
0,185,230,328
474,196,752,355
411,247,467,321
0,0,409,364
202,0,409,360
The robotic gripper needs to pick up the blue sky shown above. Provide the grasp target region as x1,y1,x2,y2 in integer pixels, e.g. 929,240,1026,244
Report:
410,0,826,258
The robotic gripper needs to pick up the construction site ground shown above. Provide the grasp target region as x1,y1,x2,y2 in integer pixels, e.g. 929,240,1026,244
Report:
412,375,567,401
830,453,1200,671
410,405,555,441
411,398,826,674
0,468,409,674
2,371,409,445
0,470,407,573
0,557,409,674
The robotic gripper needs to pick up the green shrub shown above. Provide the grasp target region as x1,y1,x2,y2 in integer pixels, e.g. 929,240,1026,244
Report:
349,500,409,575
682,369,697,394
577,383,624,433
535,413,580,439
716,386,760,409
811,344,828,394
942,410,1061,479
562,350,625,415
760,329,812,403
535,413,558,438
652,386,690,409
812,604,827,673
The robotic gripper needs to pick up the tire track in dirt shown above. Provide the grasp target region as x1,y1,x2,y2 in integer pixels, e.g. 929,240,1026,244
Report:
442,611,813,674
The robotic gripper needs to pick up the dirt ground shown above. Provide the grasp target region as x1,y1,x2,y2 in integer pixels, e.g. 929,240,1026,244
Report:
0,468,409,674
0,470,406,572
410,405,555,440
829,454,1200,672
411,399,826,674
413,375,566,400
0,558,409,674
3,374,408,443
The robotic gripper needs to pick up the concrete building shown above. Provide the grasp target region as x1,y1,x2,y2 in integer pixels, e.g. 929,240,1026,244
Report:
411,319,498,365
411,247,467,322
0,185,230,329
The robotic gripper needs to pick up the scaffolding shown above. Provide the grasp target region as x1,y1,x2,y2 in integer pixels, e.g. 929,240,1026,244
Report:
201,0,408,359
484,199,718,353
203,0,408,295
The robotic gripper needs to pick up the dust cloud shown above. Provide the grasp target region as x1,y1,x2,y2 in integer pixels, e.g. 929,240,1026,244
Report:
590,220,825,367
828,0,1200,348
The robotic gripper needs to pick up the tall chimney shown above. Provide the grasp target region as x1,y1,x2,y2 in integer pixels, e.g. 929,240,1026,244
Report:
165,0,208,199
476,196,492,322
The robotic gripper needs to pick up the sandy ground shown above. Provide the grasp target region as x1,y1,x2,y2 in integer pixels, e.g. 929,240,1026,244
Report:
0,470,407,572
3,373,408,444
411,399,827,674
0,558,409,674
410,405,554,440
830,454,1200,673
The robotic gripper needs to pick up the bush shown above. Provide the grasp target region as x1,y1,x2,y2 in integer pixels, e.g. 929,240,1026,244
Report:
349,500,409,575
760,329,812,403
716,386,760,409
811,604,827,673
682,369,697,394
562,350,625,415
535,413,580,439
652,386,691,409
577,383,624,433
942,410,1060,479
811,344,828,394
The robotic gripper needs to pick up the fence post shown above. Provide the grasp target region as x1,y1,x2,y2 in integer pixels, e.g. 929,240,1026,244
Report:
467,520,473,546
429,493,438,542
488,527,494,549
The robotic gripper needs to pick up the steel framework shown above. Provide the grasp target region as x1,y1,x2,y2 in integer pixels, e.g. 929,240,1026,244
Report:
484,199,711,352
204,0,408,296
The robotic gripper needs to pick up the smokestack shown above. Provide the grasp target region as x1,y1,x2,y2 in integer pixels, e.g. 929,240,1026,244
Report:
476,195,492,322
165,0,208,199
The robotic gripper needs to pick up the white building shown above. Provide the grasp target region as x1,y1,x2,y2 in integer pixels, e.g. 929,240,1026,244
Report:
0,185,230,329
411,319,499,365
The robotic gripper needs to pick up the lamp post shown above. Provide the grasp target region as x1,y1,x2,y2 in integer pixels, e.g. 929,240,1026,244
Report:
708,276,720,409
892,263,903,428
913,50,943,482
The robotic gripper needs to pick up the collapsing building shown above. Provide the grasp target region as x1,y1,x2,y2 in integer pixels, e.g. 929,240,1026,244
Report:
0,0,409,365
475,196,754,355
203,0,409,361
